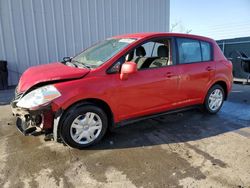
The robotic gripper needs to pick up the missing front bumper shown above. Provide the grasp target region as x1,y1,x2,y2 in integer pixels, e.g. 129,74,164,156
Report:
11,88,57,138
11,93,63,141
16,117,39,136
11,102,54,136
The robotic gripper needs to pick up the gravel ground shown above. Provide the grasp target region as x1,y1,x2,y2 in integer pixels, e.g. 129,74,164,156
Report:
0,84,249,188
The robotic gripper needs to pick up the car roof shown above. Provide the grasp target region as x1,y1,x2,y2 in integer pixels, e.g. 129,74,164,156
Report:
112,32,214,42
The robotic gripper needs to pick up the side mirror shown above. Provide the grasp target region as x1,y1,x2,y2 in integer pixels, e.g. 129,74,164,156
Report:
63,57,72,62
120,61,137,80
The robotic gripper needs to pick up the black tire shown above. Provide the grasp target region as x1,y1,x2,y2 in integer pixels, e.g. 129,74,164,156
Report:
204,85,225,114
60,104,108,149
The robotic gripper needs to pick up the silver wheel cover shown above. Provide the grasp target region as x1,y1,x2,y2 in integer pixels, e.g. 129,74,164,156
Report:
70,112,102,144
208,89,223,111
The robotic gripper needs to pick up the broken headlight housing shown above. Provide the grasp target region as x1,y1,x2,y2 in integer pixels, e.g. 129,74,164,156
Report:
17,85,61,109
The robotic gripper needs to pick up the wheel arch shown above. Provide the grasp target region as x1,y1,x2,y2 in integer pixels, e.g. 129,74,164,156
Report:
206,80,228,102
58,98,114,137
214,81,228,100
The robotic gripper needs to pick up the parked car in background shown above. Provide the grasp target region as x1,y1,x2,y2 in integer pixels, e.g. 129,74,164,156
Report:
11,33,233,149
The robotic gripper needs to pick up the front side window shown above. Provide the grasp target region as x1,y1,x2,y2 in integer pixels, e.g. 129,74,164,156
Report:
72,38,136,68
177,38,202,64
126,39,171,70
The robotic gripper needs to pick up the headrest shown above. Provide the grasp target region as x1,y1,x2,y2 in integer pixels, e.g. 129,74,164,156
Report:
125,50,134,61
136,46,146,57
157,45,169,57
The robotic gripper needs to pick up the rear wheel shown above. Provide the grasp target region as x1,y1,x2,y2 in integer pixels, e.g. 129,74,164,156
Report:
60,105,108,149
204,85,225,114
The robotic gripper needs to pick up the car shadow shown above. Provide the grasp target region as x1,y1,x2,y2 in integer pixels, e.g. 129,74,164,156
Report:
86,108,249,150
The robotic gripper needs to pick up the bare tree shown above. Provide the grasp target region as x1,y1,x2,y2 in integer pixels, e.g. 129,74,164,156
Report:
185,29,192,34
170,21,192,33
170,22,179,32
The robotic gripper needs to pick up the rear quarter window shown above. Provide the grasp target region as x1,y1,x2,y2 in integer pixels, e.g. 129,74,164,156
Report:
200,41,212,61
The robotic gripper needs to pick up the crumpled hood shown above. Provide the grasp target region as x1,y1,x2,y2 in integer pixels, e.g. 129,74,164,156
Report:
18,62,90,93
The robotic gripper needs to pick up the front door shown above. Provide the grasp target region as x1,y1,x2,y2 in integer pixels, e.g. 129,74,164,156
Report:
113,38,181,121
116,66,180,121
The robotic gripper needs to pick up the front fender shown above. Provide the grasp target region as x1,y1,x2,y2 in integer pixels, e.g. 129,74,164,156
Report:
52,75,119,121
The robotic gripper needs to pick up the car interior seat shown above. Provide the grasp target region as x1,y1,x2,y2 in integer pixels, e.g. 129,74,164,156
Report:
149,45,169,68
133,46,147,69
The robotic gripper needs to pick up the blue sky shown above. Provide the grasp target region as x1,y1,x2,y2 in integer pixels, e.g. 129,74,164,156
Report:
170,0,250,40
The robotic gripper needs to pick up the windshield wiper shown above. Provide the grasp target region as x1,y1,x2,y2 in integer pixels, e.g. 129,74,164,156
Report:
71,60,91,69
81,63,91,69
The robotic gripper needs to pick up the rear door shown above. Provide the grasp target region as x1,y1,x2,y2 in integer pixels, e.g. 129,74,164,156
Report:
176,38,215,105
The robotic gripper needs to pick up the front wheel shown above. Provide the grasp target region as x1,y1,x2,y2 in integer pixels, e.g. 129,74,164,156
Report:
60,105,108,149
204,85,225,114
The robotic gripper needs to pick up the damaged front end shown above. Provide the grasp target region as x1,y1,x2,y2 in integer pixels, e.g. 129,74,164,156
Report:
11,101,53,136
11,85,61,140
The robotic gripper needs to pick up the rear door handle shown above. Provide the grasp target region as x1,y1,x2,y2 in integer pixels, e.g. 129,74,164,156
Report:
165,72,176,78
206,66,214,71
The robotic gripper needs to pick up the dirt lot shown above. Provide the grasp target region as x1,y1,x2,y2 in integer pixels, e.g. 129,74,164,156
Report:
0,84,250,188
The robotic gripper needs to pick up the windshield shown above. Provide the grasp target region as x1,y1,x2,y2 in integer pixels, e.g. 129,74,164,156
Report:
71,38,136,68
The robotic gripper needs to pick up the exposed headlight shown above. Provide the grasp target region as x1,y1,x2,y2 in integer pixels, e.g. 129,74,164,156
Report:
17,85,61,109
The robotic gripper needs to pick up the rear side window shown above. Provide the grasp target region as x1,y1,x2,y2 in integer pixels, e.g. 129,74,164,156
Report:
177,38,201,64
177,38,212,64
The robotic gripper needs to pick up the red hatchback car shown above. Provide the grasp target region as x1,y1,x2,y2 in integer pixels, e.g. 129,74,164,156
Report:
11,33,233,149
